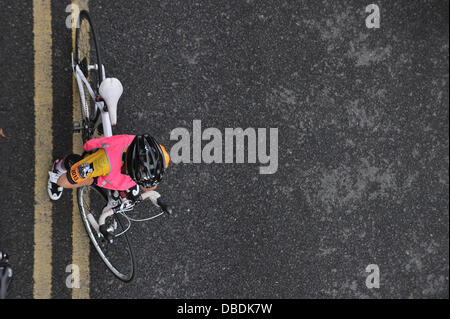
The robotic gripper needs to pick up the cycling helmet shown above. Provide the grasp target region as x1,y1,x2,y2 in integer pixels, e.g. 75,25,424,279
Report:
126,134,170,188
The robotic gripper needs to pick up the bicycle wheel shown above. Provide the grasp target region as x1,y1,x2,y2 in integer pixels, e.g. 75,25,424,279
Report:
75,10,104,135
75,10,104,93
77,186,135,282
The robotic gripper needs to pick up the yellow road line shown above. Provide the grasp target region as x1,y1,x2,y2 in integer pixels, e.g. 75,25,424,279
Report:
33,0,53,299
72,0,90,299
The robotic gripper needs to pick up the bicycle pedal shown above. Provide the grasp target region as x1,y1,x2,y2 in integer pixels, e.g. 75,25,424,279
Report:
72,121,83,132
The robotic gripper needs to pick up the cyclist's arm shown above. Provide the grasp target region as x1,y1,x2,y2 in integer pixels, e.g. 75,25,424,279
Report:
67,149,110,185
57,174,94,188
140,185,157,192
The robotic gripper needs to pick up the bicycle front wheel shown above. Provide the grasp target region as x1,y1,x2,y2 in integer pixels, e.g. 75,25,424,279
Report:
77,186,135,282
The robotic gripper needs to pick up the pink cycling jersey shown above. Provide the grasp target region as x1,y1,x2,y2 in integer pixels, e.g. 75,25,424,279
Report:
83,134,137,191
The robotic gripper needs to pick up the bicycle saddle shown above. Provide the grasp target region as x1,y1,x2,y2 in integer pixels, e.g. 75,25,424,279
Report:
99,78,123,126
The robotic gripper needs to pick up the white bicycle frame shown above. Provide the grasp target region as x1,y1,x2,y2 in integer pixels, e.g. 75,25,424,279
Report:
71,54,164,239
71,53,112,137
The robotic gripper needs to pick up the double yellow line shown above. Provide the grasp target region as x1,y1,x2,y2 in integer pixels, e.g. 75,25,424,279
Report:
33,0,90,299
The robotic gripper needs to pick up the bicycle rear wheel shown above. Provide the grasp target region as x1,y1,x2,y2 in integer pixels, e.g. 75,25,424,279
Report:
77,186,135,282
75,10,104,143
75,10,104,95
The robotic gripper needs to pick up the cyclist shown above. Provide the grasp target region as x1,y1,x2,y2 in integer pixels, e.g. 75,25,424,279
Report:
47,133,170,200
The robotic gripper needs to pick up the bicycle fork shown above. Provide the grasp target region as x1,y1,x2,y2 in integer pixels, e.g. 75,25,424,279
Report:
91,190,171,243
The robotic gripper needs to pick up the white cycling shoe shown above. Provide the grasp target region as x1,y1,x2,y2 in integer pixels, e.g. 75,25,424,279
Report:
48,159,64,201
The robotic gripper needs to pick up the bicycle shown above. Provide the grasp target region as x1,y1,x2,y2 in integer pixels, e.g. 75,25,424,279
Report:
0,251,12,299
72,10,172,282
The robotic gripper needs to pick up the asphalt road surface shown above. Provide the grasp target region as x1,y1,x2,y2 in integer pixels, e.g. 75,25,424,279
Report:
0,0,448,299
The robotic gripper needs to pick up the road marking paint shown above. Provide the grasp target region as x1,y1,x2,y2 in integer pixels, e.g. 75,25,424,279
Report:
33,0,53,299
71,0,90,299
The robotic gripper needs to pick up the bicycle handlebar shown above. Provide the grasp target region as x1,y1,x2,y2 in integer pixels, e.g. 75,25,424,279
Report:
98,190,173,241
140,191,173,215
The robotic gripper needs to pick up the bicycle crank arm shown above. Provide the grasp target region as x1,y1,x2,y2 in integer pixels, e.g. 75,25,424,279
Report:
72,121,83,132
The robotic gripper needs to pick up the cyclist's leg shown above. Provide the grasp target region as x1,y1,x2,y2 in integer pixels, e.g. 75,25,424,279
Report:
48,154,82,200
57,173,94,188
59,153,95,188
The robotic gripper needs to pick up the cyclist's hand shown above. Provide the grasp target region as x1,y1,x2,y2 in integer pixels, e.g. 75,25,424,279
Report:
99,224,114,243
157,197,173,215
140,185,157,192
